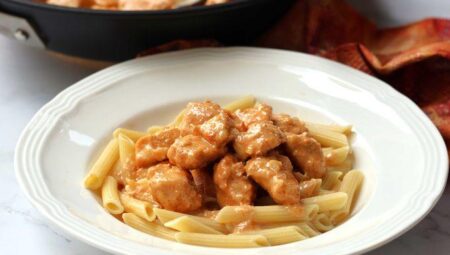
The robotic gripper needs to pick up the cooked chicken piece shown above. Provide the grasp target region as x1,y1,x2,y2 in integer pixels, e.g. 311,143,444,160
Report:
245,155,300,205
213,154,256,207
118,0,174,10
190,168,216,203
299,179,322,198
179,101,223,135
234,103,272,129
199,111,236,146
233,121,286,159
47,0,84,7
127,162,202,212
124,167,160,207
167,134,222,169
91,4,118,10
135,128,180,168
285,133,326,178
272,114,307,134
93,0,117,7
205,0,228,5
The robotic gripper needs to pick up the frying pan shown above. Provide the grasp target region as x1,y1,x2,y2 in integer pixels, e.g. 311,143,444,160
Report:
0,0,293,61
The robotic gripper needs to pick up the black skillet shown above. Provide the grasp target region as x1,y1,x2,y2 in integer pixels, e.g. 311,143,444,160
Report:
0,0,293,61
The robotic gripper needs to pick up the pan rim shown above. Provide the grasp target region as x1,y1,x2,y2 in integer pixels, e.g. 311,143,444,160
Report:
0,0,273,15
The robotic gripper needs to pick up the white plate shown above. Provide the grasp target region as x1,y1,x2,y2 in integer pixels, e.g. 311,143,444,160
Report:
15,47,448,255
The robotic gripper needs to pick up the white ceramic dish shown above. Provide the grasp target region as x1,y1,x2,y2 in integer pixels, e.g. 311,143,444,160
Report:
15,47,448,255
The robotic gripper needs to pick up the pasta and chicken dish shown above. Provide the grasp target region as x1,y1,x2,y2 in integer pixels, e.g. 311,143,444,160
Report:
84,96,363,247
45,0,229,11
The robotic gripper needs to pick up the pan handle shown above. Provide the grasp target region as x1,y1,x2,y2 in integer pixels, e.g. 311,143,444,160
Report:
0,11,45,48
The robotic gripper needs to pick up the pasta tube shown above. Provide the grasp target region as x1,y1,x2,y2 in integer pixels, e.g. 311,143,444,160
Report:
238,226,307,245
164,216,222,234
120,193,155,222
113,128,146,142
175,232,269,248
118,134,135,170
330,170,364,224
123,213,176,241
223,96,256,112
327,154,353,172
311,213,333,232
301,192,348,212
305,122,352,135
322,171,343,190
169,109,186,127
325,146,350,166
215,204,319,224
146,125,164,134
101,176,124,214
84,139,119,190
262,222,320,237
154,208,227,233
307,127,348,148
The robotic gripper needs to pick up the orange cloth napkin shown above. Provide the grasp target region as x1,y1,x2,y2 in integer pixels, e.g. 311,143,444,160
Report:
141,0,450,158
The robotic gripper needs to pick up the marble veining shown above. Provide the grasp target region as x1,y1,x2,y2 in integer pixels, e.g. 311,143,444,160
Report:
0,36,448,255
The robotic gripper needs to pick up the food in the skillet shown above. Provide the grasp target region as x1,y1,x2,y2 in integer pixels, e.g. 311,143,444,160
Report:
44,0,230,10
84,96,363,248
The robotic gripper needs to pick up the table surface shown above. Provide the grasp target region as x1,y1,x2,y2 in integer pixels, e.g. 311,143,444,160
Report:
1,36,449,255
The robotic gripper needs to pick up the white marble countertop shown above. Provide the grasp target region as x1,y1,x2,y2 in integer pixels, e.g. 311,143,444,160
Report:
1,36,449,255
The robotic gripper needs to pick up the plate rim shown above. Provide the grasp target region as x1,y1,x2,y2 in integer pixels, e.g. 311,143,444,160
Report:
14,47,448,255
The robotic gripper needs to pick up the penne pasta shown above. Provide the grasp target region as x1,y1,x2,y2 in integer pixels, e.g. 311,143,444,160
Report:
322,171,344,190
322,147,333,158
175,232,269,248
120,193,156,222
223,95,256,112
123,213,176,241
261,222,320,238
301,192,348,212
327,154,353,172
113,128,146,142
84,139,119,190
169,109,186,127
238,226,307,245
164,216,222,234
215,204,319,224
101,176,124,214
118,134,136,170
311,213,334,232
305,122,352,135
330,170,364,224
307,126,348,148
325,146,350,166
154,208,228,233
146,125,164,134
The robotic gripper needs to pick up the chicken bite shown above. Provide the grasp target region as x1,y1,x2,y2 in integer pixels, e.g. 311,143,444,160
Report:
272,114,307,134
179,101,223,135
130,162,202,212
245,155,300,205
167,135,222,169
199,111,236,146
299,179,322,198
190,168,216,204
213,154,256,207
135,128,180,168
47,0,84,7
205,0,229,5
234,103,272,129
233,121,286,159
118,0,174,10
285,133,326,178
